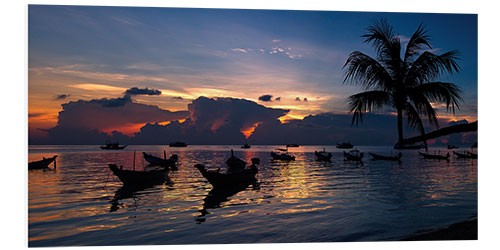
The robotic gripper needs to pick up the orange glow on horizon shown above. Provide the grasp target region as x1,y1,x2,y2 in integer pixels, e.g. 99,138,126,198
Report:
101,123,147,136
240,122,263,139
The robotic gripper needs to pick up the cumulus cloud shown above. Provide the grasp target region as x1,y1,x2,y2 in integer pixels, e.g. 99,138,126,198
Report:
172,96,184,100
258,94,273,102
230,48,248,53
54,94,70,100
272,39,281,43
124,87,161,96
275,97,281,101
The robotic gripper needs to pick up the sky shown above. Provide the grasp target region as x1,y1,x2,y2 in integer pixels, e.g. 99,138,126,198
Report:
28,5,478,145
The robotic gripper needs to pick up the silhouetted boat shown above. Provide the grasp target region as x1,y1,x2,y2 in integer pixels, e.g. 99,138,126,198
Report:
109,164,168,186
394,143,425,150
315,149,332,162
419,151,450,160
271,148,295,161
447,144,459,149
453,151,477,159
169,141,187,147
286,144,300,147
343,149,363,161
336,142,353,149
369,152,402,161
195,158,260,189
226,149,247,170
142,151,178,169
241,143,251,149
28,155,57,170
101,140,127,150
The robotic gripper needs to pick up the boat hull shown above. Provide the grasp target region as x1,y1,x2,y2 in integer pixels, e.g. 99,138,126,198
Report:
28,155,57,170
369,152,401,161
109,164,168,186
195,165,257,188
270,152,295,161
315,152,332,162
418,152,450,160
343,151,363,161
143,153,178,168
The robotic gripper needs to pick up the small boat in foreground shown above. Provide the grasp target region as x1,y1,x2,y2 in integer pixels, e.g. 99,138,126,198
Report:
343,149,363,161
195,158,260,188
369,152,402,161
109,164,168,186
28,155,57,170
336,142,353,149
142,151,178,169
101,141,127,150
453,151,477,159
241,143,251,149
419,151,450,160
169,141,187,147
271,148,295,161
315,149,332,162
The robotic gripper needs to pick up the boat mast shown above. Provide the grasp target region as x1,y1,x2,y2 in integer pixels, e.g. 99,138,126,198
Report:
133,150,136,171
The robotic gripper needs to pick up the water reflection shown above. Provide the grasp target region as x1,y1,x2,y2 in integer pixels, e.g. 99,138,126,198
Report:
110,178,173,212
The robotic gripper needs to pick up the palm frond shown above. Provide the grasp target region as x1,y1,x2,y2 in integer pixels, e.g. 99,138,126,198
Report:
406,50,461,86
404,102,427,135
403,23,432,63
410,82,462,114
362,19,402,76
407,92,439,128
343,51,393,90
348,90,392,126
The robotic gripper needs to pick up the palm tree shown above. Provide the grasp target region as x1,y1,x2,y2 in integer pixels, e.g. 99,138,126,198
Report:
343,19,462,146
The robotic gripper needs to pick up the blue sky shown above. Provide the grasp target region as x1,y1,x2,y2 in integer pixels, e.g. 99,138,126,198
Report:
28,5,477,143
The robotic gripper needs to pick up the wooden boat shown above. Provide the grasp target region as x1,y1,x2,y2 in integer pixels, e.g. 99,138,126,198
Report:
343,149,363,161
195,158,260,188
394,143,425,150
109,164,168,186
271,148,295,161
315,149,332,162
226,149,247,169
142,151,178,169
447,144,459,149
453,151,477,159
101,140,127,150
419,151,450,160
286,144,300,147
28,155,57,170
169,141,187,147
369,152,402,161
241,143,251,149
336,142,353,149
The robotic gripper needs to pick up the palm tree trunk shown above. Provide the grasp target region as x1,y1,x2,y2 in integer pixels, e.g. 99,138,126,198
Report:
397,108,403,143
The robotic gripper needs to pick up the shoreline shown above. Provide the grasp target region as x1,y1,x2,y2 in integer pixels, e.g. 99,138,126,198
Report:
400,218,477,241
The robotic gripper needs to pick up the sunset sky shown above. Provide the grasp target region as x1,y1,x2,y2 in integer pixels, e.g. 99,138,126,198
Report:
28,5,478,144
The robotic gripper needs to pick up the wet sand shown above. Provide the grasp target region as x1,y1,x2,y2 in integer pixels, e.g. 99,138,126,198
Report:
401,218,477,241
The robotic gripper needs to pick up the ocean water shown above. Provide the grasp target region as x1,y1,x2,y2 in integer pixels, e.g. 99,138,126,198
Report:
28,145,477,246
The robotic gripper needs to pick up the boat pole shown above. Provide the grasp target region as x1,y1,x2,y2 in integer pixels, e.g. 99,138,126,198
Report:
164,150,167,160
133,150,136,171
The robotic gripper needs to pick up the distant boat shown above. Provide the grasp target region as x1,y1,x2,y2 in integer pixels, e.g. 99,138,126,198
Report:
271,148,295,161
169,141,187,147
142,151,178,170
315,149,332,162
336,142,353,149
28,155,57,170
343,149,363,161
101,141,127,150
286,144,300,147
419,151,450,160
453,151,477,159
241,143,251,149
394,143,425,150
369,152,402,161
195,158,260,189
447,144,459,149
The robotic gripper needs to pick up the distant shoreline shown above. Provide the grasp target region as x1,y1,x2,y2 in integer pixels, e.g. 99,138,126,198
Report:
400,218,477,241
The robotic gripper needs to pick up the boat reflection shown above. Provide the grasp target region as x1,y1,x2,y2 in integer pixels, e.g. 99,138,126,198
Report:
196,179,259,224
109,178,173,212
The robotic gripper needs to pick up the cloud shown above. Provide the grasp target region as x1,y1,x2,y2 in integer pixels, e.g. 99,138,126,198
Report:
272,39,281,43
258,94,273,102
230,48,248,53
124,87,161,96
172,96,184,100
275,97,281,101
54,94,70,100
295,97,301,101
303,97,308,102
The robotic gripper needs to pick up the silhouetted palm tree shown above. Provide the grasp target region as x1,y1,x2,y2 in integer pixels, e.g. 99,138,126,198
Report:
343,19,462,145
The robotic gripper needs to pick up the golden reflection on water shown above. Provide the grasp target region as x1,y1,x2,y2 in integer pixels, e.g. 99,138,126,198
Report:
28,146,477,246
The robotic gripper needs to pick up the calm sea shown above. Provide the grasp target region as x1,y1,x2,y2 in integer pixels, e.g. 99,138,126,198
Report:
28,145,477,246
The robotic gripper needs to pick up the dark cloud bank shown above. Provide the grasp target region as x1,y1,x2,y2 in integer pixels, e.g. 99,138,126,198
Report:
30,95,476,145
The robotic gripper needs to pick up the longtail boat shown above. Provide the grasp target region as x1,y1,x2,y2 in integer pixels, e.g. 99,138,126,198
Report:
101,140,127,150
195,158,260,188
315,149,332,162
28,155,57,170
419,151,450,160
453,151,477,159
369,152,402,161
142,151,178,169
343,149,363,161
